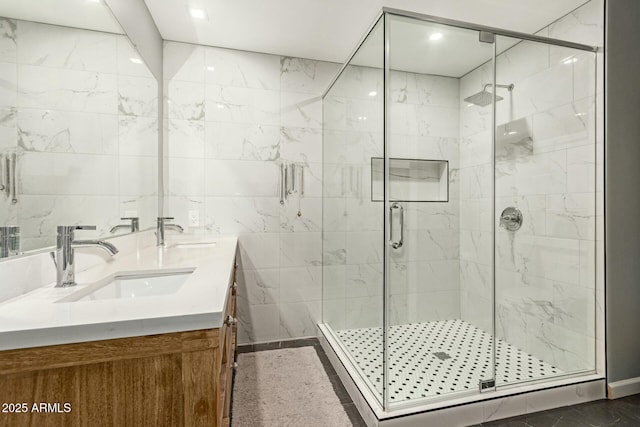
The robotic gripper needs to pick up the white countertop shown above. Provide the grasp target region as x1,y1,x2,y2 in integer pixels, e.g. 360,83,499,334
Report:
0,235,237,351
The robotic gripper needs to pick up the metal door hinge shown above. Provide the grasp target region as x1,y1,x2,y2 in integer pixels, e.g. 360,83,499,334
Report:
479,379,495,392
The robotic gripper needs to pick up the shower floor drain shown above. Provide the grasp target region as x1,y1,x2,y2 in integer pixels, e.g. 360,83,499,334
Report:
334,319,561,403
433,352,451,360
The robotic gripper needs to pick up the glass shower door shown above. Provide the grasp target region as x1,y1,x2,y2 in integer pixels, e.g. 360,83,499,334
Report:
384,14,496,408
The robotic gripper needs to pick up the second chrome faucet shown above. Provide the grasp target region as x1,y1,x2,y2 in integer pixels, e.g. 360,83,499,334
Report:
156,217,184,246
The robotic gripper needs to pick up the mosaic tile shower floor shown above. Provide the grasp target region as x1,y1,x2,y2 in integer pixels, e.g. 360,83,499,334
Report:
335,319,561,402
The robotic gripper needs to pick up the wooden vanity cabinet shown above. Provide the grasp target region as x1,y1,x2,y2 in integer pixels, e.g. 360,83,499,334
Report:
0,266,238,427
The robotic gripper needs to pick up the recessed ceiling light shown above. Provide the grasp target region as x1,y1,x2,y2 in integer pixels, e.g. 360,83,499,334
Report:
207,66,215,72
129,57,143,64
507,131,517,135
216,103,225,109
190,8,206,19
429,33,443,41
86,0,101,3
368,91,377,97
563,57,578,65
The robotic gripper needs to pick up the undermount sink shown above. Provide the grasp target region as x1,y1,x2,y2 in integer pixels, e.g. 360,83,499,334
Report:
56,268,195,303
170,241,217,249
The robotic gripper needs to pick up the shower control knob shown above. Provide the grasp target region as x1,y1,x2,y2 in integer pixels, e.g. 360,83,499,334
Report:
500,207,523,231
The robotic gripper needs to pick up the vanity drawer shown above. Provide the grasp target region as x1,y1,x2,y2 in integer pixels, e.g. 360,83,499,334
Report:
216,276,237,427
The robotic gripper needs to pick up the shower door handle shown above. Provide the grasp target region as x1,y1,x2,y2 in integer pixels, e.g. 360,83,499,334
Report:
389,202,403,249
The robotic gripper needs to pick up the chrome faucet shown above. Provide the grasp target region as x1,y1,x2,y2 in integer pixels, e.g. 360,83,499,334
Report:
110,217,140,234
156,217,184,246
55,225,119,287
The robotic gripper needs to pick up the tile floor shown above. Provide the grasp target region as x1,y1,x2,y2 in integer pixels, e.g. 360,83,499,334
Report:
335,320,560,403
235,338,640,427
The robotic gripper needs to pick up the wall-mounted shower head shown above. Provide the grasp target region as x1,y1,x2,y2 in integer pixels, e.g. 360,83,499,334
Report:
464,83,514,107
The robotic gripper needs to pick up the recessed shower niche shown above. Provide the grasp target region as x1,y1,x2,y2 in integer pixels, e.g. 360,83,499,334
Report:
371,158,448,202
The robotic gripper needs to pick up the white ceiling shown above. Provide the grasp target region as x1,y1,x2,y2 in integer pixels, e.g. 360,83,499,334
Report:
144,0,590,67
0,0,123,34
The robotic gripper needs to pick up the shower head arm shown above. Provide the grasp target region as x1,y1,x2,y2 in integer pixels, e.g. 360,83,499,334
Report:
483,83,515,92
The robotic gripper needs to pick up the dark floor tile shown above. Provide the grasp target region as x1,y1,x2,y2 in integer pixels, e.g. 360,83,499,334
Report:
327,374,353,404
252,341,280,352
236,344,254,354
342,403,367,427
280,337,319,349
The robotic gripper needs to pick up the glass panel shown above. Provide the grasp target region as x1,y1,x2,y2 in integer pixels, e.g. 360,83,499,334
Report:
385,14,495,409
493,35,597,386
322,16,385,405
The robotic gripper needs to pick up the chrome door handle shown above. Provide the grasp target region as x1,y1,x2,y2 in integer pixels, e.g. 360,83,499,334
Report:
389,202,404,249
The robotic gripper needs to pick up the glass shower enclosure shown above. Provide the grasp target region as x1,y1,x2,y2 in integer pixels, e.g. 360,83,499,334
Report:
321,8,598,412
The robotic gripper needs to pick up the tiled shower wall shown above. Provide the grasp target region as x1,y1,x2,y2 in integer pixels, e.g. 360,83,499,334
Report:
163,41,340,343
322,64,460,331
459,0,604,373
0,18,158,250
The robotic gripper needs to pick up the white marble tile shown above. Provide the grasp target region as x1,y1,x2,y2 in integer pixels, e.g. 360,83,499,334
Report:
390,71,459,108
20,152,118,196
168,119,204,158
205,122,280,161
0,18,16,63
280,197,321,233
118,75,158,117
206,84,279,125
279,300,321,339
322,197,347,232
459,164,492,200
322,231,346,266
279,126,321,163
204,159,279,197
168,157,204,196
346,231,383,264
532,98,594,154
165,195,205,232
280,91,322,129
18,194,119,244
344,296,383,330
511,64,573,120
236,267,280,305
346,199,382,232
496,39,549,86
17,20,116,73
548,0,604,46
166,80,205,120
163,41,205,82
205,196,280,234
279,232,322,268
0,107,16,150
236,301,280,344
322,265,346,300
18,65,117,114
495,150,567,196
237,233,280,270
322,298,346,330
280,266,321,303
0,62,17,108
553,281,595,337
331,64,383,101
17,109,118,154
117,36,154,78
346,263,383,298
118,115,158,157
567,144,597,193
119,156,157,196
546,193,595,240
280,57,339,94
205,46,280,90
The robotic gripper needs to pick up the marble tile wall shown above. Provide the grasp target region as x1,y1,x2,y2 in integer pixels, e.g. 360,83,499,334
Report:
0,18,158,251
459,0,604,374
322,64,461,331
163,41,339,344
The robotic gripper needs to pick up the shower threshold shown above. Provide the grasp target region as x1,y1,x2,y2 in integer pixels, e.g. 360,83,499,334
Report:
318,321,604,426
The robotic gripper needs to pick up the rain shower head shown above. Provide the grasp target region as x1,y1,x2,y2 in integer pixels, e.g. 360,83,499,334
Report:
464,83,514,107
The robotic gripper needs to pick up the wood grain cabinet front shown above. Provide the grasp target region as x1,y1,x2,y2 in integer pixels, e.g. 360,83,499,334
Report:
0,266,238,427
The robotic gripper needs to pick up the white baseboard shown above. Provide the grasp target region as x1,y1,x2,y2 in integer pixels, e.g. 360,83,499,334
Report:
608,377,640,399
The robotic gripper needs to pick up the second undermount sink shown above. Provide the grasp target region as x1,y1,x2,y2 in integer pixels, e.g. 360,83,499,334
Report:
56,268,195,303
